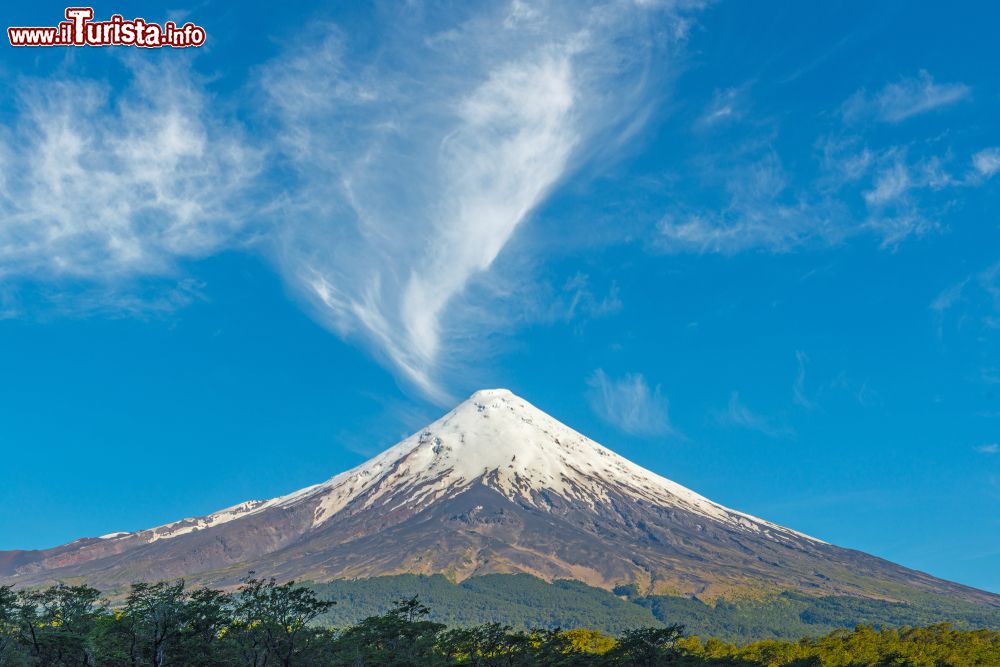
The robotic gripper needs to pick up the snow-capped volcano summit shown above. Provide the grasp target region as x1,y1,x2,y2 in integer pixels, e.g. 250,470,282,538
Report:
2,389,996,607
252,388,818,544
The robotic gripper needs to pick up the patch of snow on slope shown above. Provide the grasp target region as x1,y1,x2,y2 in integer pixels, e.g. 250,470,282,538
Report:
144,500,267,542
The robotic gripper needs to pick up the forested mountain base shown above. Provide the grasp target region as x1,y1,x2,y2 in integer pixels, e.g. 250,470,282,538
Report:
311,574,1000,642
310,574,662,633
2,579,999,666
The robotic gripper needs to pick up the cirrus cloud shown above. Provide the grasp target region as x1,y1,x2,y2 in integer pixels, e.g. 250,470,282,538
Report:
586,369,679,437
261,2,697,401
0,61,259,283
842,70,970,124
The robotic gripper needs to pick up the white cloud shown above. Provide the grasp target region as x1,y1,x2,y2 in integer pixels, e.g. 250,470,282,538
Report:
972,148,1000,178
717,391,793,437
863,161,911,206
656,153,846,254
658,90,997,257
931,280,967,314
858,153,966,249
976,443,999,455
695,85,749,129
860,159,936,250
586,369,678,437
930,261,1000,340
261,3,693,400
550,273,622,322
819,136,873,185
656,211,812,254
656,139,965,255
0,61,258,283
842,70,970,124
863,212,938,250
504,0,542,28
793,350,814,409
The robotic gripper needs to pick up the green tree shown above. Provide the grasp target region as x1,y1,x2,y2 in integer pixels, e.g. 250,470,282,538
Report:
174,587,233,667
560,629,616,656
332,597,446,666
14,584,103,666
0,585,27,666
607,625,685,666
120,581,188,667
227,575,335,667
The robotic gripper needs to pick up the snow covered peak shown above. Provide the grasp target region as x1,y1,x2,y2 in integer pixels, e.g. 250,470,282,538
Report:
468,387,515,399
278,389,822,544
137,389,824,546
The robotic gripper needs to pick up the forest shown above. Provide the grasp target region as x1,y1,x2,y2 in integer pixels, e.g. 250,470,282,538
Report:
311,574,1000,642
1,577,998,666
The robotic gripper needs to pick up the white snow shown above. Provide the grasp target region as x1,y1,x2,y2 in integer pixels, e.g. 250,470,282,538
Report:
143,500,267,542
123,389,824,545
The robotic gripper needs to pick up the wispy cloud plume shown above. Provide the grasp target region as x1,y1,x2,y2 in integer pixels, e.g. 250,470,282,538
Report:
586,369,679,437
976,443,999,455
842,70,970,124
261,2,694,401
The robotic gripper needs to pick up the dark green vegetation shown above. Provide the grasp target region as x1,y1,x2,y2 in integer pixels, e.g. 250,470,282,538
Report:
310,574,661,633
634,590,1000,643
311,574,1000,643
2,579,999,666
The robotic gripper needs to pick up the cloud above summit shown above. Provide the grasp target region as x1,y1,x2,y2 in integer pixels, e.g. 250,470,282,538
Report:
258,2,695,401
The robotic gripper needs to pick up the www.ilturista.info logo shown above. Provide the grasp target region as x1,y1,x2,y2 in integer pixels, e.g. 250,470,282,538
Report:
8,8,206,48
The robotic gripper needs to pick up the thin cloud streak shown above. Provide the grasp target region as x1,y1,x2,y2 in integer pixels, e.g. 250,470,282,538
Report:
694,84,750,130
717,391,794,438
793,350,815,409
586,369,679,437
842,70,970,124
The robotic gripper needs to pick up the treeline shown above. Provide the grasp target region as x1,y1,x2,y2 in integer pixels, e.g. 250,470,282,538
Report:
312,574,1000,642
311,574,660,634
1,578,998,666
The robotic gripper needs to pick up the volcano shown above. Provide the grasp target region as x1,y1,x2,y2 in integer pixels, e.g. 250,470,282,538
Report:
2,389,997,607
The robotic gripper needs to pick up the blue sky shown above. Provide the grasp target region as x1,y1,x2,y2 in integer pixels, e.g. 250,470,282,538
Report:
1,1,998,594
